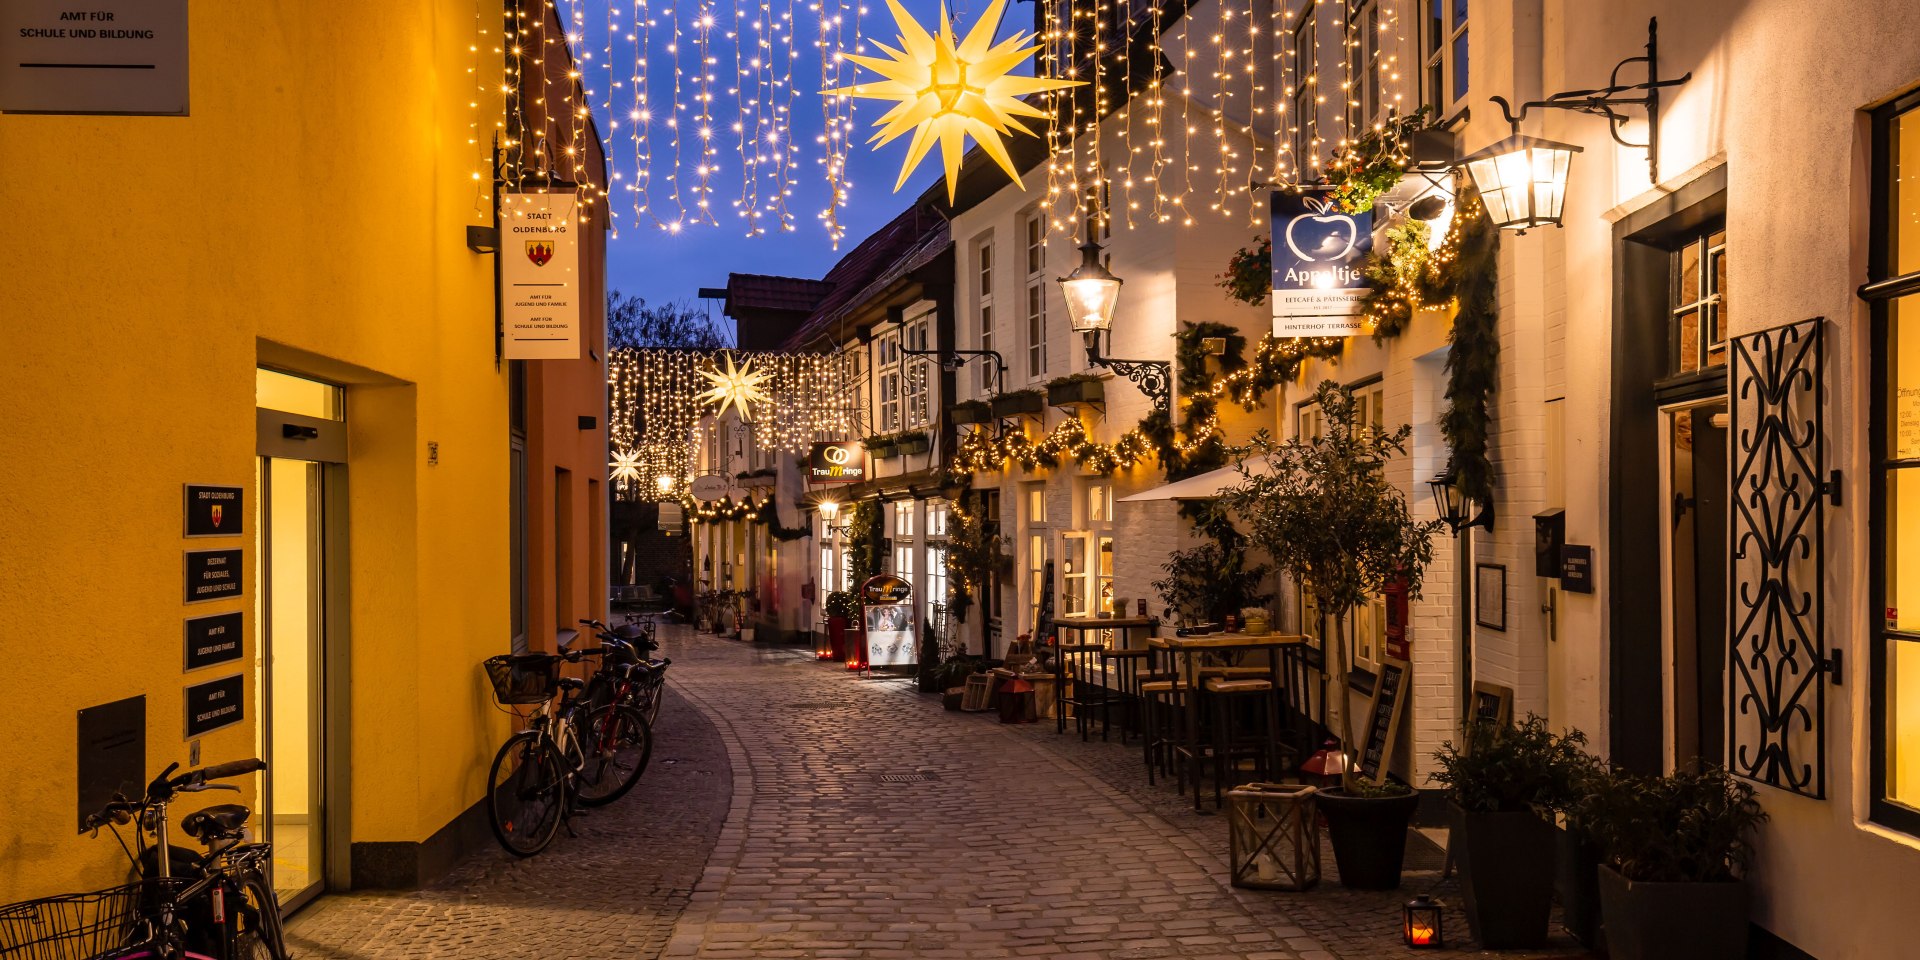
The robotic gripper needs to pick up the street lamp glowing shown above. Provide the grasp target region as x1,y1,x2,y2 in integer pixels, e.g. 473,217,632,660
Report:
656,474,678,494
1058,236,1123,334
818,499,841,520
1459,133,1582,231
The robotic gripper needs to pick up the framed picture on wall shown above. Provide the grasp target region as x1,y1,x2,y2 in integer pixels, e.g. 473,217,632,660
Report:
1475,563,1508,631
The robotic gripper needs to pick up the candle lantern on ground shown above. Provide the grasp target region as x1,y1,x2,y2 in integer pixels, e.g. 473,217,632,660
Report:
1403,894,1444,948
1225,783,1321,891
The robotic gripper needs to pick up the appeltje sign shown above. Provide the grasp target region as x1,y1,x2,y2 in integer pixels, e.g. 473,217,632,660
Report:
1270,191,1374,337
807,441,866,483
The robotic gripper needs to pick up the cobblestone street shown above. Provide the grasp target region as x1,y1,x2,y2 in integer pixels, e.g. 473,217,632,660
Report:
289,628,1588,958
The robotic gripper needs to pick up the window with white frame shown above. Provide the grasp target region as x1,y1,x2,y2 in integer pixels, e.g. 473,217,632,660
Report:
1062,532,1090,615
1347,1,1383,129
903,313,932,428
820,542,834,598
1424,0,1468,116
894,500,915,537
925,499,950,624
1291,11,1318,167
1024,483,1050,634
975,232,996,393
877,332,902,433
1023,209,1047,380
839,345,866,436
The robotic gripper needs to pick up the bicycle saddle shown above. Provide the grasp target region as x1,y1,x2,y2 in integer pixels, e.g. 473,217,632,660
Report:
181,803,251,841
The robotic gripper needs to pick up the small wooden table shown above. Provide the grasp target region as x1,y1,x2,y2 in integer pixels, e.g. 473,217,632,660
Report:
1149,633,1308,810
1052,616,1156,734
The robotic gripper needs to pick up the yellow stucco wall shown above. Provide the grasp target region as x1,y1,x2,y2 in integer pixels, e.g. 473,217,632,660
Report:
0,1,514,900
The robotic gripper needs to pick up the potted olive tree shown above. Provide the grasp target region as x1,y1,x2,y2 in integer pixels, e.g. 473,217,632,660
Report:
1431,717,1592,948
1582,766,1767,960
1222,380,1441,889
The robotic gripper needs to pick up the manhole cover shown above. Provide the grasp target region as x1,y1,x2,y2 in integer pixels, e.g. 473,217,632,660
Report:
876,772,939,784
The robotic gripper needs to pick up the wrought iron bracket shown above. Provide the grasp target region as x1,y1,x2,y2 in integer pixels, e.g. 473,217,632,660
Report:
889,313,1009,394
1821,469,1844,506
1082,331,1171,415
1824,650,1844,687
1489,17,1691,182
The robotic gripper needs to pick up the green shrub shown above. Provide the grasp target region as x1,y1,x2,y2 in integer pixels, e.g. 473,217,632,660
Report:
1579,766,1767,883
1431,715,1593,815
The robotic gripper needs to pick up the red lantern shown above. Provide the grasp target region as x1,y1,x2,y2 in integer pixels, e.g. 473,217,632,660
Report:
1299,738,1351,790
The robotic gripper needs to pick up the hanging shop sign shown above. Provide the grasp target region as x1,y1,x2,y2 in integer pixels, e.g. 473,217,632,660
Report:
807,441,866,484
500,191,581,360
1270,191,1374,337
0,0,188,116
688,474,731,502
860,574,915,668
184,612,244,671
183,673,244,739
183,484,242,538
183,549,242,604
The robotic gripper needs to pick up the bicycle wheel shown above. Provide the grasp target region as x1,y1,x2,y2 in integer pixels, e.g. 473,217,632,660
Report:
487,731,565,856
574,704,652,807
236,871,290,960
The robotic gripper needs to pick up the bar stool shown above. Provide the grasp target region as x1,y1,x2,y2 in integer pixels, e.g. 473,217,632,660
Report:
1057,642,1109,740
1139,677,1191,787
1201,676,1283,810
1099,647,1151,742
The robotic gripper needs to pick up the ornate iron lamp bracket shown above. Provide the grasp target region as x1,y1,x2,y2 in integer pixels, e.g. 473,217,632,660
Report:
888,313,1009,394
1083,330,1171,415
1489,17,1691,183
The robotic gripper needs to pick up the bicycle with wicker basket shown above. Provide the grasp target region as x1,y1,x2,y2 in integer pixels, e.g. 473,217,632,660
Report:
482,640,652,857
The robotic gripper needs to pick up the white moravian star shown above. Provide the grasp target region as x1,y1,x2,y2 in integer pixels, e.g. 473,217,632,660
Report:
696,353,774,421
823,0,1083,202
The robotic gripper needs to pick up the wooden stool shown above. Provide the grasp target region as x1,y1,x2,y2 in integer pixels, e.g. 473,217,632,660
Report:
1100,647,1151,742
1203,676,1282,810
1140,678,1191,788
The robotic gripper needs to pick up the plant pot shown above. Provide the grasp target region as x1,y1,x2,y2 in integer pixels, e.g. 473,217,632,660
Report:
991,391,1044,417
826,616,849,660
1557,826,1605,950
897,435,930,455
1317,788,1418,890
1452,805,1557,948
1597,866,1748,960
948,400,991,425
1047,378,1104,406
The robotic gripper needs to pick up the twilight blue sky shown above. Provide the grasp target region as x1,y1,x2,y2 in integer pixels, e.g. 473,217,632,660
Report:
580,0,1038,336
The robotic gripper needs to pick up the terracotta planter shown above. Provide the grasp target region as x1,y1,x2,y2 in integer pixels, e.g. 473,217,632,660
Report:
1453,805,1556,948
1317,788,1418,889
1598,866,1749,960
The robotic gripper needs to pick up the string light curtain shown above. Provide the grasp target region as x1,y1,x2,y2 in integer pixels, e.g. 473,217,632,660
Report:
609,348,855,500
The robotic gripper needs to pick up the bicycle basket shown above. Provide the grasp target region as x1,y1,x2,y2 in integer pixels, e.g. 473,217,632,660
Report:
0,879,187,960
484,654,562,705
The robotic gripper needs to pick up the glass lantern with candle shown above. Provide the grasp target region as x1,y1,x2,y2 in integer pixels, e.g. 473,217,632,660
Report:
1403,894,1444,948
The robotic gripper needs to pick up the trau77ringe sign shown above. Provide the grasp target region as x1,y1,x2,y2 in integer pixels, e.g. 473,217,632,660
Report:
1270,191,1374,338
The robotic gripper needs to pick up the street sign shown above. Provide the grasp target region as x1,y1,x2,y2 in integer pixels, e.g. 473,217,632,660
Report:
500,191,582,360
0,1,189,116
1270,190,1374,337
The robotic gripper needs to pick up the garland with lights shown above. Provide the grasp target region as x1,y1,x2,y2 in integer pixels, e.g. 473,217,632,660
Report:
844,499,884,583
1324,109,1433,214
950,416,1154,476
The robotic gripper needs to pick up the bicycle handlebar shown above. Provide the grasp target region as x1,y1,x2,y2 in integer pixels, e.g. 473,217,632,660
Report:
185,757,266,784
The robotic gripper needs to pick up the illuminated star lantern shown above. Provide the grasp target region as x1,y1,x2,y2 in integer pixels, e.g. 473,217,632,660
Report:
696,353,773,421
609,447,644,486
824,0,1082,202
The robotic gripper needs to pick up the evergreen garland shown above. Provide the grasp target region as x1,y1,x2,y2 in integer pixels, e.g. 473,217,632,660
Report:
845,499,884,582
1440,191,1501,507
752,497,812,541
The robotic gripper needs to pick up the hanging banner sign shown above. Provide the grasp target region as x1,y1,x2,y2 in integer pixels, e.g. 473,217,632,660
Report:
500,191,582,360
1270,191,1374,337
0,0,188,116
807,441,867,484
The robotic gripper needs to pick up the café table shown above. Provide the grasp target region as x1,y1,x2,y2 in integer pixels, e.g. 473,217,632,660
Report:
1147,632,1308,811
1051,616,1157,735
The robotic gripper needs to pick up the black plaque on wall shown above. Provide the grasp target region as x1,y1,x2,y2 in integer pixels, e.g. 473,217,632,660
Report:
1561,545,1595,594
184,549,243,604
184,612,245,671
77,696,145,833
183,484,243,537
184,674,245,738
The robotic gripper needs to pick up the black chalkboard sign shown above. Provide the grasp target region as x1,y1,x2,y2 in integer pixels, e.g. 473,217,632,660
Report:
1358,658,1409,782
1033,560,1055,646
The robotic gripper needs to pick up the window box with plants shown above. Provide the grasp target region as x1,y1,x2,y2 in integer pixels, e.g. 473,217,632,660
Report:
1578,766,1767,960
894,430,930,456
863,435,898,460
1221,380,1442,891
990,388,1045,418
1431,717,1594,948
1046,373,1105,407
948,399,992,425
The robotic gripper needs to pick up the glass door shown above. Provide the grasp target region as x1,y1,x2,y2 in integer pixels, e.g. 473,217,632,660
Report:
1666,399,1729,770
255,367,345,908
257,456,326,904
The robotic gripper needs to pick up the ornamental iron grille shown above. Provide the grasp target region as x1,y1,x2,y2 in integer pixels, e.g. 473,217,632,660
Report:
1726,316,1839,798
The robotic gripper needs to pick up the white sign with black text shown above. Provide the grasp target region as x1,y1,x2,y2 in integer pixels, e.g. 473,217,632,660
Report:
500,191,582,360
0,0,188,115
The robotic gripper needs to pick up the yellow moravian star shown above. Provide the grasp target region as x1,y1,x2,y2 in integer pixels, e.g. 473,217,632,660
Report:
823,0,1083,203
696,353,774,422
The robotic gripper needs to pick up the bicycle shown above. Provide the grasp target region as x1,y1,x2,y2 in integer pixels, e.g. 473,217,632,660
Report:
482,643,651,857
579,617,671,727
0,757,290,960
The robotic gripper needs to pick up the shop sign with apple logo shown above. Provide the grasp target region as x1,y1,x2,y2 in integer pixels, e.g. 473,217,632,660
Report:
1270,191,1375,337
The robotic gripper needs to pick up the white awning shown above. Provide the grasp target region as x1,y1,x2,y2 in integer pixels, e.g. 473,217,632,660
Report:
1117,459,1271,502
